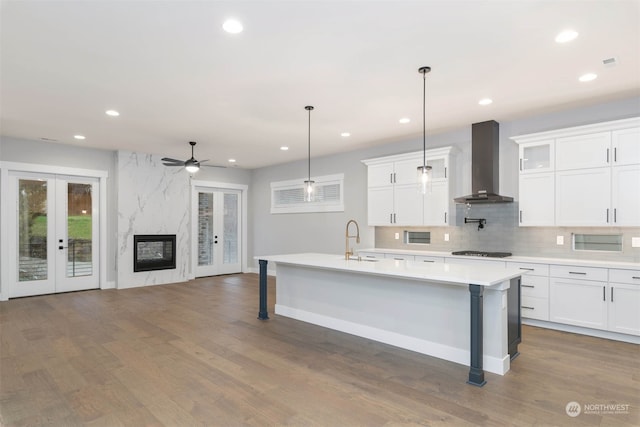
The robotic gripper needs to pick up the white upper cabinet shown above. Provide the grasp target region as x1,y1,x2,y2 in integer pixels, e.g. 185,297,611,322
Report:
611,164,640,226
519,172,554,226
363,147,455,227
556,132,611,170
556,168,611,226
612,127,640,165
512,117,640,227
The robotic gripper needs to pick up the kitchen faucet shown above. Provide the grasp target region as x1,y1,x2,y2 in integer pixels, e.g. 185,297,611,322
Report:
345,219,360,260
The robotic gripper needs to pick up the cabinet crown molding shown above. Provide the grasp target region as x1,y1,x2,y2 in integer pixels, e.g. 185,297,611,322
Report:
510,117,640,144
362,146,455,166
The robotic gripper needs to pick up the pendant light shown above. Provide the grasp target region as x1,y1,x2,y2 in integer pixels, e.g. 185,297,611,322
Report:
304,105,315,202
417,66,432,194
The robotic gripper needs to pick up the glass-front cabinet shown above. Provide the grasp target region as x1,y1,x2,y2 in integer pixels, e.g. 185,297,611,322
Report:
519,139,554,173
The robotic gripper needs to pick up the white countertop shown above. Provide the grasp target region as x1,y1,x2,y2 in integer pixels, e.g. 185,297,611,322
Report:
357,248,640,270
256,253,525,287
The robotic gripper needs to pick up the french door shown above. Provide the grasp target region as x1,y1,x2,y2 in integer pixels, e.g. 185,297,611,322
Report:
7,172,100,298
195,188,242,277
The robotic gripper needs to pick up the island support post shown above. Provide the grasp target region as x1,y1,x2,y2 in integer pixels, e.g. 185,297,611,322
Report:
467,283,486,387
258,259,269,320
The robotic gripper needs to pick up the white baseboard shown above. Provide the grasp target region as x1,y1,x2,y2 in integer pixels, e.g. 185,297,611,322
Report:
101,281,116,290
523,319,640,344
275,304,509,375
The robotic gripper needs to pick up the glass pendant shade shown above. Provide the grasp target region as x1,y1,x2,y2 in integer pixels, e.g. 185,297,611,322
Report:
417,165,432,194
304,179,315,202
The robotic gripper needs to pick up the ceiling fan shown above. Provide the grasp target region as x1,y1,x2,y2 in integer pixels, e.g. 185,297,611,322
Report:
161,141,225,172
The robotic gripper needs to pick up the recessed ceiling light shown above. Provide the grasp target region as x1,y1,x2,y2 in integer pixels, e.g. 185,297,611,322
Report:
579,73,597,82
341,132,351,137
228,158,236,163
223,19,243,34
399,118,410,124
74,135,86,140
555,30,578,43
478,98,493,106
105,110,120,117
280,146,289,151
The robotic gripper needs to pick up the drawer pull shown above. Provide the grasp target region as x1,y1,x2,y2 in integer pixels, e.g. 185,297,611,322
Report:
569,271,587,275
521,306,535,310
365,255,376,258
393,258,404,261
422,260,435,263
632,277,640,280
519,267,534,271
521,285,535,288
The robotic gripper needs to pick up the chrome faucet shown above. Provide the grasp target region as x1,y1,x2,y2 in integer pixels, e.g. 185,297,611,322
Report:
345,219,360,260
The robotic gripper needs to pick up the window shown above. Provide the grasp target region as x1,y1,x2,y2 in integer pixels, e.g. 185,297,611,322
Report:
573,234,622,252
404,231,431,245
271,173,344,214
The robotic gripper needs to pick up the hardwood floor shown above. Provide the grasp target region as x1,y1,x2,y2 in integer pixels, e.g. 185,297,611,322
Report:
1,274,638,426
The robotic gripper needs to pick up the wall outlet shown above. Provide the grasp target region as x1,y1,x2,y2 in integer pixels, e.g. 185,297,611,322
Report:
556,235,564,245
394,232,400,240
444,233,450,242
632,237,640,248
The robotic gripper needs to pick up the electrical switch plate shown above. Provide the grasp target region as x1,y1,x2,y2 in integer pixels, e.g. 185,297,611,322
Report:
444,233,450,241
556,235,564,245
632,237,640,248
394,232,400,240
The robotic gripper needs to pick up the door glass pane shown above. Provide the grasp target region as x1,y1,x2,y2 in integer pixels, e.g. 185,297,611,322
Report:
198,193,214,266
522,145,550,170
223,193,238,264
18,179,48,281
426,158,446,179
67,183,93,277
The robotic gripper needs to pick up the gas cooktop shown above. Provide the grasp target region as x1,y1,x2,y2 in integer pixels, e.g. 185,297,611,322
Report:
451,250,512,258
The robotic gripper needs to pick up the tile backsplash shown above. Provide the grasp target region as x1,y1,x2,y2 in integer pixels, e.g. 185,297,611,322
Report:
375,203,640,263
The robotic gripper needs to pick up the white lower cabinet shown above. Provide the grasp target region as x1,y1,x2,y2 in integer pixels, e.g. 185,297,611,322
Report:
550,277,608,330
608,269,640,336
521,295,549,321
508,262,550,321
550,266,640,336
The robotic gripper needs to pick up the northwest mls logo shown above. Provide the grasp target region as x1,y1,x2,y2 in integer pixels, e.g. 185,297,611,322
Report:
565,401,581,417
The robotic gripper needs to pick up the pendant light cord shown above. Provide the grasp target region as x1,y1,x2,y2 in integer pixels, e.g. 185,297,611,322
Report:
422,69,426,169
305,106,314,183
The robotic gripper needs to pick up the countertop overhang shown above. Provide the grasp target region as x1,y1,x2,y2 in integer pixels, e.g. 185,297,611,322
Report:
256,253,525,288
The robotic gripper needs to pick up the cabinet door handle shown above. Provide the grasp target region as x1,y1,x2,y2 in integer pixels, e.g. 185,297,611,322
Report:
519,210,523,223
606,148,610,163
521,306,535,310
614,147,617,162
519,267,534,271
611,287,614,302
603,286,606,301
521,285,535,288
390,213,393,224
519,158,523,171
444,212,447,223
569,271,587,275
606,208,609,223
614,208,617,223
444,167,447,178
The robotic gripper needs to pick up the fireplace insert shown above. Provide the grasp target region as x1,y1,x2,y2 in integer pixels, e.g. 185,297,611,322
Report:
133,234,176,272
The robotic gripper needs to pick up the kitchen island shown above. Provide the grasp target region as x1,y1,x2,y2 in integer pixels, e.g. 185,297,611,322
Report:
256,253,525,386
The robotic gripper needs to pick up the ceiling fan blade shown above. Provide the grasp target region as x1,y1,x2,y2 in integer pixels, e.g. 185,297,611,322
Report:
201,164,227,169
161,157,183,163
199,159,209,163
162,163,185,167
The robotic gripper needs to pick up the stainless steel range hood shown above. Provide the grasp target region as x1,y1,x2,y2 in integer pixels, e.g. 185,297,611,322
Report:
454,120,513,204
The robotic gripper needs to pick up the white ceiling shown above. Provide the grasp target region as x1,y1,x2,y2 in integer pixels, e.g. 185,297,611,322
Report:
2,1,639,169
